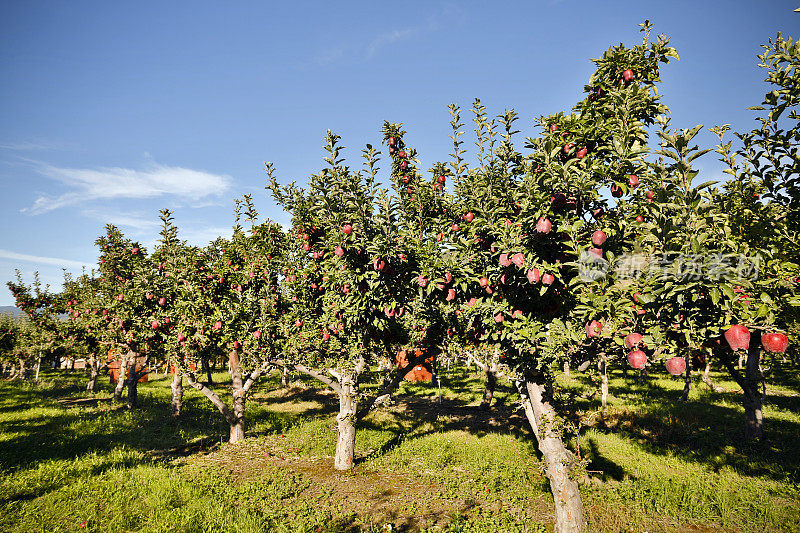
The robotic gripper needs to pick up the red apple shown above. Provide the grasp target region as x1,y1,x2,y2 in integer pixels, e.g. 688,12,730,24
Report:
446,289,456,301
334,246,345,257
526,268,540,284
467,297,477,307
628,174,639,188
622,69,635,83
542,273,555,285
724,324,750,351
762,332,788,354
417,275,429,287
438,175,446,184
494,312,505,323
177,333,186,342
463,211,474,222
549,124,558,132
342,224,353,235
576,147,588,159
665,356,686,376
611,184,622,197
562,142,574,154
646,190,656,200
536,217,553,234
635,215,644,222
253,330,262,339
117,294,124,302
151,320,160,329
479,277,489,288
373,258,386,271
512,253,524,268
585,320,602,338
388,136,396,146
628,350,647,369
213,321,223,331
499,254,512,267
323,332,330,341
233,340,241,350
624,332,643,349
592,230,607,246
158,297,166,306
451,223,460,232
295,319,303,328
398,150,407,158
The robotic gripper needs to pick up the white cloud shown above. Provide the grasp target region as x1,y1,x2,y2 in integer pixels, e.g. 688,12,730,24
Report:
22,159,233,215
0,140,74,151
0,249,93,271
81,209,160,232
366,28,418,58
182,226,232,247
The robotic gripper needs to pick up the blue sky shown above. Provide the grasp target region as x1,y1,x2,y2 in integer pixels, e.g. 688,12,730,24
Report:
0,1,796,305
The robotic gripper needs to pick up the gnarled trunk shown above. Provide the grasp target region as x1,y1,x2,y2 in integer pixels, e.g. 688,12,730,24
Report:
171,366,184,417
701,360,726,393
743,343,763,442
86,356,100,392
334,373,358,471
228,349,246,443
281,365,290,388
34,355,42,381
480,364,497,409
520,378,584,533
678,354,691,402
113,355,127,402
126,377,138,408
599,355,608,411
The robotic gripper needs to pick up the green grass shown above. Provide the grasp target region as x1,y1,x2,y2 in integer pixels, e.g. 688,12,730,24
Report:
0,364,798,532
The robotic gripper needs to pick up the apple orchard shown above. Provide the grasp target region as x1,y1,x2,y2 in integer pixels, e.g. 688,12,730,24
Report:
2,24,798,533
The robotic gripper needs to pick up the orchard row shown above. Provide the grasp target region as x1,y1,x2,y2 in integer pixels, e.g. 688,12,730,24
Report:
3,25,798,533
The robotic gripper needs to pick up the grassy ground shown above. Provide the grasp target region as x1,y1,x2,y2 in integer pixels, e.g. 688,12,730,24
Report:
0,363,798,532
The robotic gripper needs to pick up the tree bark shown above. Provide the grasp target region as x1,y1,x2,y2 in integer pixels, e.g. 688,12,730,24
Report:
281,365,290,388
334,372,359,471
228,349,246,444
171,366,184,417
113,355,127,402
718,343,764,443
34,354,42,381
678,354,691,402
86,356,104,393
520,378,585,533
599,355,608,411
480,364,497,410
743,343,763,442
563,361,570,378
701,360,726,393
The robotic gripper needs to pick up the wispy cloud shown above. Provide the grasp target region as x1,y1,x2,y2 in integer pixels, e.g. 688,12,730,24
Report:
313,3,465,65
366,28,418,58
0,249,93,270
0,140,76,151
22,159,233,215
81,209,161,232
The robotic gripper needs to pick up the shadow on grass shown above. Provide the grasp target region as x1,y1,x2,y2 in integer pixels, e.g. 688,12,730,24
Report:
559,367,800,484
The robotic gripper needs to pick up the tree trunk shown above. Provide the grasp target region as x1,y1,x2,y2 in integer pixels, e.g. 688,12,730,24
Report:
334,373,359,471
281,365,290,388
87,356,99,392
171,366,184,417
637,367,647,385
113,355,127,402
521,378,585,533
743,343,763,442
679,354,691,402
34,355,42,381
563,361,570,378
202,355,214,385
18,358,27,380
701,360,726,393
599,355,608,411
126,377,138,408
228,349,246,444
480,364,497,409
